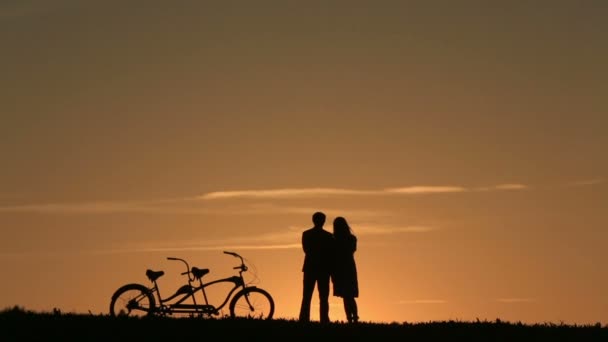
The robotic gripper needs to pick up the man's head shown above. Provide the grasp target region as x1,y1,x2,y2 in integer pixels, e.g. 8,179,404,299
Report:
312,211,326,227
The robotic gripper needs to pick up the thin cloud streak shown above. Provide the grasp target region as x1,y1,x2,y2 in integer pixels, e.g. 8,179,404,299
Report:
93,243,302,255
200,188,377,199
491,184,528,190
567,178,605,187
496,298,536,303
0,202,158,214
356,224,436,234
385,186,466,194
94,222,433,255
0,201,386,218
398,299,447,304
92,230,305,255
0,183,530,214
211,203,388,218
1,221,434,257
201,183,528,200
474,184,529,191
0,201,226,215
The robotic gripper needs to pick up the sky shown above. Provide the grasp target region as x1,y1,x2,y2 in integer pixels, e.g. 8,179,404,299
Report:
1,0,607,324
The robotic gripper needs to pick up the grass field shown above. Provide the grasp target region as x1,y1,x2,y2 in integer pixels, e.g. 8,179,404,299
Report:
1,306,606,341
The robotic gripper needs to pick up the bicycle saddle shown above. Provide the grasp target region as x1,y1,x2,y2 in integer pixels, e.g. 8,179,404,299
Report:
146,269,165,282
191,267,210,279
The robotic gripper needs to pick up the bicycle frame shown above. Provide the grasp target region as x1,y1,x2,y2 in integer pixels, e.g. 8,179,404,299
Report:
110,250,274,319
149,252,250,316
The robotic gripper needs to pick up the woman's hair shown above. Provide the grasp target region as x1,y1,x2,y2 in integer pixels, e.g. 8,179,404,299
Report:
333,216,354,239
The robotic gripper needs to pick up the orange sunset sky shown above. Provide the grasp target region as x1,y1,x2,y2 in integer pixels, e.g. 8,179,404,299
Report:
1,1,607,324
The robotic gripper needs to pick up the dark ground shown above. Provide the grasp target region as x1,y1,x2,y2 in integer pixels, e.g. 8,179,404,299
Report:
1,307,606,342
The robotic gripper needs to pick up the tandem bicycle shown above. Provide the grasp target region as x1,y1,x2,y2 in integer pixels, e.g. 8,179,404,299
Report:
109,251,275,319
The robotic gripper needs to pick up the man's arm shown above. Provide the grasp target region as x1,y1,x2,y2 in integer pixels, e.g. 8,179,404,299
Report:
302,231,309,254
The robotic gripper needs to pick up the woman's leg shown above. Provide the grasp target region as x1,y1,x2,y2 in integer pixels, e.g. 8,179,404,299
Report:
343,297,352,322
350,298,358,323
343,297,358,323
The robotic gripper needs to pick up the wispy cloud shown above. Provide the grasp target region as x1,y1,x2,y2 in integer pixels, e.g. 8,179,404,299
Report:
0,200,387,219
567,178,605,187
0,199,228,215
496,298,536,303
0,202,159,214
356,224,436,234
477,184,528,191
210,203,388,218
398,299,447,304
88,227,301,254
385,186,467,194
95,243,302,255
91,221,434,255
200,183,528,200
0,183,528,214
199,188,378,200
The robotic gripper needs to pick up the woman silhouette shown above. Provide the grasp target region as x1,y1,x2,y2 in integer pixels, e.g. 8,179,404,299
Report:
331,216,359,323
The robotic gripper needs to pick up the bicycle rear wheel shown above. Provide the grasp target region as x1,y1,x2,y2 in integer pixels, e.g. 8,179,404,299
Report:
110,283,156,317
229,287,274,320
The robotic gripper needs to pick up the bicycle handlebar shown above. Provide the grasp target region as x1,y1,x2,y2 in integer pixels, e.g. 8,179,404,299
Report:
166,252,246,281
224,251,247,271
167,257,193,281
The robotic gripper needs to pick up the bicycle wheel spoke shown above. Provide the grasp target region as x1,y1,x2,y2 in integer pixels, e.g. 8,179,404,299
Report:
230,288,274,319
110,284,155,317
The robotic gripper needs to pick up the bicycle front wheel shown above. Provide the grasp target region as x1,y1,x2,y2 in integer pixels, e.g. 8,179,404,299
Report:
229,287,274,320
109,283,156,317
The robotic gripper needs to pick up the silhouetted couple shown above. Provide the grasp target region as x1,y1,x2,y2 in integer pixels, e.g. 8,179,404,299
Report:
298,211,359,324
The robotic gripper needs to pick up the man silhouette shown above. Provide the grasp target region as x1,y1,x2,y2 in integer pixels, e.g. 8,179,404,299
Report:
298,211,334,323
